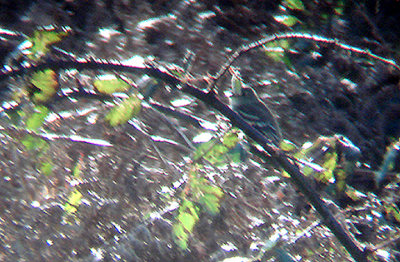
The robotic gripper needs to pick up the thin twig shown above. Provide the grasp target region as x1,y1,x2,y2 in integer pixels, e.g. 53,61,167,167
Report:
209,32,400,90
0,56,370,262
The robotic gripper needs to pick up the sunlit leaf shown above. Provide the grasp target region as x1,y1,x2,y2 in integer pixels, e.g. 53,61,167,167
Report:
384,203,400,224
231,70,243,95
173,199,200,250
21,135,48,151
105,94,141,126
27,26,70,61
25,105,49,131
173,224,188,250
283,0,305,10
93,74,130,94
40,161,53,176
190,168,224,215
30,69,58,103
335,169,347,193
194,140,218,161
63,189,83,215
222,130,239,148
172,164,224,249
319,152,337,183
179,212,196,231
263,40,293,68
274,15,300,26
344,187,364,201
194,131,240,166
280,139,298,151
199,193,220,215
210,187,224,199
73,161,81,178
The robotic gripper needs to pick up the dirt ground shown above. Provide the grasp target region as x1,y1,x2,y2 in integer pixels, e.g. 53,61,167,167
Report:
1,1,400,261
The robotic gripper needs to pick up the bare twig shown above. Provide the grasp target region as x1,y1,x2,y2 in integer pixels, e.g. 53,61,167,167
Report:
0,45,378,261
209,32,400,90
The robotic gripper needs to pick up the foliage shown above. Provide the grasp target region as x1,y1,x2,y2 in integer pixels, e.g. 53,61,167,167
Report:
263,39,293,68
1,2,400,261
93,74,131,94
24,105,49,131
173,199,200,250
193,130,241,166
30,69,58,103
173,164,224,249
26,26,70,61
39,160,54,176
63,189,83,216
105,94,142,126
282,0,305,11
291,135,362,196
63,158,84,220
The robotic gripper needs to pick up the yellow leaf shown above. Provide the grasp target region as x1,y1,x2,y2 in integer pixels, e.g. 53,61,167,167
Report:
105,94,141,126
64,190,82,214
31,69,58,103
27,26,70,61
94,75,130,94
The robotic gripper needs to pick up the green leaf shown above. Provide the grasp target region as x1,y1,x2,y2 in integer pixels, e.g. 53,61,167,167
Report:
173,224,188,250
105,94,142,126
179,212,197,231
194,131,240,166
199,194,220,215
73,162,82,178
198,184,224,215
320,152,337,183
263,40,293,68
173,199,200,250
283,0,305,10
384,204,400,224
280,139,297,151
334,0,345,15
63,189,83,215
93,75,130,94
231,70,243,95
222,130,239,148
27,27,69,61
40,161,53,176
193,140,212,156
25,105,49,131
30,69,58,103
274,15,300,27
201,183,224,198
21,135,48,151
190,168,224,215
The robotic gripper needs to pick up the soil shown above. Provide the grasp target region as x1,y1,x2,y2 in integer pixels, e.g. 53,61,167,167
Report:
1,1,400,261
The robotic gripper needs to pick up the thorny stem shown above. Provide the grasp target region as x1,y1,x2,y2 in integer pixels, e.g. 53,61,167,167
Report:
0,32,393,261
1,60,368,261
210,32,400,89
179,83,369,262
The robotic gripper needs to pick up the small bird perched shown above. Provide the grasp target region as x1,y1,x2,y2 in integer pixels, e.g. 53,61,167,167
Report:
230,69,282,146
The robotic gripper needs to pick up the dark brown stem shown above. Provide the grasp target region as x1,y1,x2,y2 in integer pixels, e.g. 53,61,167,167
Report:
0,59,369,261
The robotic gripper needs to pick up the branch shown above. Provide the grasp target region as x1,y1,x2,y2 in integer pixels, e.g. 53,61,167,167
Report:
0,58,180,85
179,81,369,262
211,32,400,88
0,59,368,261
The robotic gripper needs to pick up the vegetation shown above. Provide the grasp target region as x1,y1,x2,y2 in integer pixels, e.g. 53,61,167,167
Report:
1,0,400,261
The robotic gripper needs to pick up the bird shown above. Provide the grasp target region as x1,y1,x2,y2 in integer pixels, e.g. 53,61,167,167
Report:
230,69,282,146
